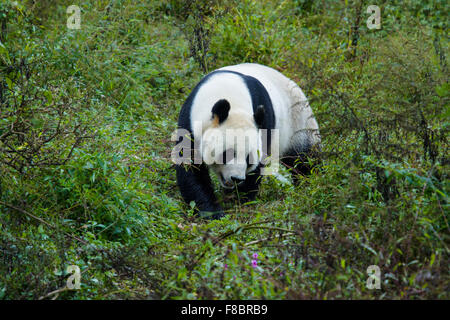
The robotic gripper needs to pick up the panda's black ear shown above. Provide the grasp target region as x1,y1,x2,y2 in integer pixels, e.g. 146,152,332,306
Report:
254,105,265,128
211,99,230,124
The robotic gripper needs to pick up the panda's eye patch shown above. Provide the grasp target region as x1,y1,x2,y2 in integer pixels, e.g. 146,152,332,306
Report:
222,148,235,163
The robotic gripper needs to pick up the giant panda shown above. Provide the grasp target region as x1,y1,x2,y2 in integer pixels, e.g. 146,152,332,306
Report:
175,63,321,219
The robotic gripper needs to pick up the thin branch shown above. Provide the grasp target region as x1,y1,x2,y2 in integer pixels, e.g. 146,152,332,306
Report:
0,200,89,245
244,232,296,247
38,286,70,300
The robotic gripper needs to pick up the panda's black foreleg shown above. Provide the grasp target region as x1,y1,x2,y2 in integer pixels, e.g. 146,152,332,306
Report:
176,164,225,219
237,166,262,203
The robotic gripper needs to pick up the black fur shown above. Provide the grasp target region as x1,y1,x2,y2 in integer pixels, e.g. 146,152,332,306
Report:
281,139,321,184
211,99,230,124
176,163,225,219
253,105,265,128
177,70,275,133
237,165,263,203
176,70,275,219
237,71,275,149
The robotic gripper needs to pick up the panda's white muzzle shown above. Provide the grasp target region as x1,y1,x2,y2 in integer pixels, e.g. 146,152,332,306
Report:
219,163,247,188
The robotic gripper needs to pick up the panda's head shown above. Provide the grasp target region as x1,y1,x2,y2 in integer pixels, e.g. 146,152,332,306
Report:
200,99,265,189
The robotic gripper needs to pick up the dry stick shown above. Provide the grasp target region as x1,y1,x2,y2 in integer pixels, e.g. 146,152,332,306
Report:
38,266,94,300
0,200,89,245
162,219,275,263
0,201,95,300
38,287,70,300
0,200,53,228
244,232,296,247
187,222,297,271
215,225,297,243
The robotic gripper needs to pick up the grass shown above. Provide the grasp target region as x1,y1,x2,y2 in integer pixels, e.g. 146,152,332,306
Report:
0,0,448,299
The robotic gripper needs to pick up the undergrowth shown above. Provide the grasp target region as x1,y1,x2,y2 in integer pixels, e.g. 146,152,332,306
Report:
0,0,448,299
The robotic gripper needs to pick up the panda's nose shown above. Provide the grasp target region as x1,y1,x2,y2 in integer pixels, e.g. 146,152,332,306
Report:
231,176,245,183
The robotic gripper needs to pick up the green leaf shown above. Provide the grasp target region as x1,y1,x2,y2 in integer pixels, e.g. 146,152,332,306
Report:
0,41,10,63
435,83,449,97
429,253,436,267
44,90,53,105
5,77,12,89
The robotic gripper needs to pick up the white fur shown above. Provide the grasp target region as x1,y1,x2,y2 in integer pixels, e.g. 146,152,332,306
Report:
219,63,320,154
191,72,253,137
190,63,320,186
201,119,262,188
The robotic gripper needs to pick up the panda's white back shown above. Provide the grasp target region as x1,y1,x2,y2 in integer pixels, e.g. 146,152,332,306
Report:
189,63,320,156
219,63,320,155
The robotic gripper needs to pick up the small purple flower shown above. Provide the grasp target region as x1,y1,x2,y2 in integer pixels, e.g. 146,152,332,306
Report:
251,253,259,268
224,263,228,270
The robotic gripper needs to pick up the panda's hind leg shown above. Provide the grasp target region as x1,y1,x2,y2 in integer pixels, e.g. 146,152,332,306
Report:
282,128,322,184
281,145,321,185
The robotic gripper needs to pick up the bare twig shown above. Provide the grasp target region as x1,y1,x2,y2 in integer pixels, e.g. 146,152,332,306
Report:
38,286,70,300
244,232,296,247
0,200,89,245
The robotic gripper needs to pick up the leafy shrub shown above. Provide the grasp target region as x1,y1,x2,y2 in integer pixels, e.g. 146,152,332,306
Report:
0,0,448,300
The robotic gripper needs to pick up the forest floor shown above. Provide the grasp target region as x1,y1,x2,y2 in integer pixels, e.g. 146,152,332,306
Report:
0,0,448,299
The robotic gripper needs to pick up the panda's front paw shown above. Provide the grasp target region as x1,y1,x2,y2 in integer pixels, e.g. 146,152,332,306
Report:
199,209,226,220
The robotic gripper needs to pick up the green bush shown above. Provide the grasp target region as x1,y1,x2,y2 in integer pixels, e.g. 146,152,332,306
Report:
0,0,448,299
